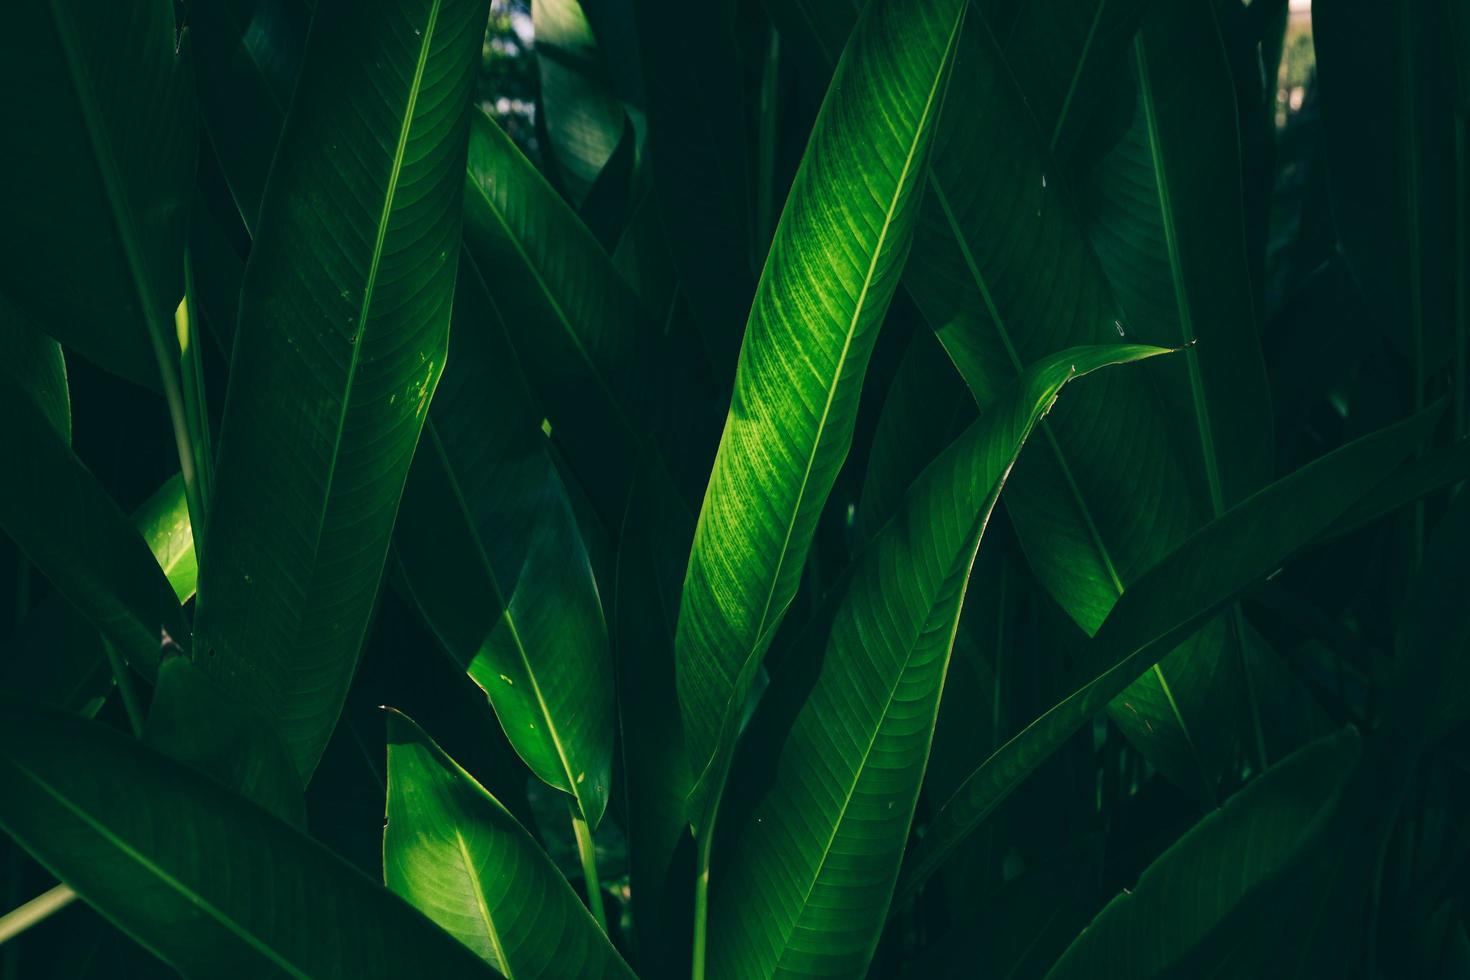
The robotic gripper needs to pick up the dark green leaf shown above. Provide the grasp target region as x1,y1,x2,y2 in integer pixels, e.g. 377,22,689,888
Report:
0,696,499,978
195,0,489,779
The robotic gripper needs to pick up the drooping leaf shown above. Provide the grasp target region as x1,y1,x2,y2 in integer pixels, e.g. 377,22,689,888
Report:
394,257,615,827
709,345,1170,979
1044,728,1361,979
384,711,634,978
904,5,1241,801
899,407,1435,897
535,0,629,206
675,0,971,831
195,0,489,780
1079,0,1274,509
0,696,499,978
0,382,186,682
0,0,195,389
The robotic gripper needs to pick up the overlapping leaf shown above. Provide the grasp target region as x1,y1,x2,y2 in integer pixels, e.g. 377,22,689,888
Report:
384,712,633,978
195,0,489,779
709,345,1168,979
675,0,970,830
0,697,498,978
394,257,615,827
899,407,1435,896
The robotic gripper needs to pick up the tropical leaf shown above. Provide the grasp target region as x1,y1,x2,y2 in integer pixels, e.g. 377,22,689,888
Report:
899,407,1435,896
675,0,971,831
195,0,489,779
0,310,70,442
708,345,1170,979
1044,728,1361,979
0,0,194,389
394,257,615,827
384,711,634,978
0,696,499,978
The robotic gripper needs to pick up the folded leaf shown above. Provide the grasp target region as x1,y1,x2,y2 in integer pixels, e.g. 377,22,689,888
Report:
195,0,489,779
675,0,970,830
394,257,615,827
710,345,1170,979
0,696,498,978
0,0,194,389
899,407,1435,897
384,711,634,978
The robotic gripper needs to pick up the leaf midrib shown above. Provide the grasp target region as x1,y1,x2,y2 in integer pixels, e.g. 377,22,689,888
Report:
741,0,968,726
422,422,590,815
769,466,1009,974
7,758,311,979
306,0,444,598
455,830,512,977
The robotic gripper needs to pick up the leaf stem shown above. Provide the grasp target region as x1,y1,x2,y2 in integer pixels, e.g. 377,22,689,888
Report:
101,638,144,739
178,249,213,547
691,764,728,980
0,884,76,946
568,799,607,933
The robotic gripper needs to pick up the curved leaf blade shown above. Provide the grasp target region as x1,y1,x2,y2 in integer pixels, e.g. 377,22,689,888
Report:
708,345,1169,980
384,711,633,978
675,0,970,827
195,0,489,779
0,696,499,978
394,259,615,827
898,407,1436,898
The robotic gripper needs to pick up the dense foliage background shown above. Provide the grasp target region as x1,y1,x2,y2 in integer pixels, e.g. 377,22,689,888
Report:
1,0,1468,977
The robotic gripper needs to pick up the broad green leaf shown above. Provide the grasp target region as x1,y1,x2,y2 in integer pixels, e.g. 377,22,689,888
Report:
0,0,194,390
394,258,615,827
0,382,186,682
612,457,696,978
143,657,306,827
0,696,499,978
384,711,634,978
899,407,1435,897
535,0,629,206
905,6,1238,800
460,111,657,524
192,0,312,233
1044,728,1361,979
195,0,489,780
0,309,70,443
675,0,970,830
709,345,1170,980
